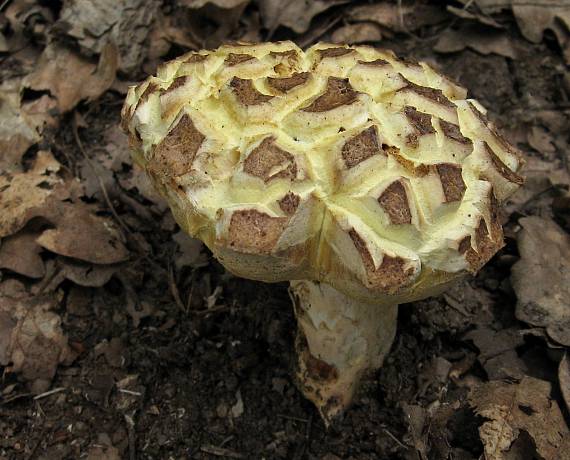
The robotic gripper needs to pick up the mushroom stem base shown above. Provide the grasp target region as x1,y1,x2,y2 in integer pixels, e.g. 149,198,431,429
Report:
289,280,398,425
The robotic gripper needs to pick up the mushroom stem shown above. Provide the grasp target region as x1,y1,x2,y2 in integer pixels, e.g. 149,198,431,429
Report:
289,280,398,425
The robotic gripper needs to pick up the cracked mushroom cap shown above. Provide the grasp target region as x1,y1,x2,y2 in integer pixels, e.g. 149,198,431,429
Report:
121,41,524,304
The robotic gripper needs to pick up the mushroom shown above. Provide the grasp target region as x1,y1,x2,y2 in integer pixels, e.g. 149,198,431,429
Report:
121,41,524,424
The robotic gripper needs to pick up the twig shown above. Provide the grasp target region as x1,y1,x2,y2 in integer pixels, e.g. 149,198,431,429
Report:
33,387,66,400
190,304,231,316
124,414,136,460
168,263,185,311
277,414,309,423
382,427,409,450
0,0,11,12
200,445,244,458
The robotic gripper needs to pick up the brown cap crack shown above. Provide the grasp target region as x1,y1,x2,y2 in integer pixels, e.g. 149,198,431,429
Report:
228,209,286,254
147,114,205,178
440,120,472,145
302,77,358,112
225,53,256,66
341,126,383,168
278,192,300,215
436,163,466,202
243,137,297,182
164,76,189,94
349,229,414,292
378,179,412,224
317,47,354,59
230,77,273,106
484,143,524,185
404,106,435,147
358,59,390,67
267,72,310,93
399,76,456,108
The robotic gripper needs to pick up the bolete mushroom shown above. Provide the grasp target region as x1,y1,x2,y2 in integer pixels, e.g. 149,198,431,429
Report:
121,42,524,424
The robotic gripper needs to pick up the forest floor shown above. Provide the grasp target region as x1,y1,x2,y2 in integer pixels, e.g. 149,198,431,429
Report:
1,1,570,459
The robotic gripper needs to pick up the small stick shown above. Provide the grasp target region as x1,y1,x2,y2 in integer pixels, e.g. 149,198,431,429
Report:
33,387,66,400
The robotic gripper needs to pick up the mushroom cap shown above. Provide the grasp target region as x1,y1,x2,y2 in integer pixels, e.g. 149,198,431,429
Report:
121,41,524,304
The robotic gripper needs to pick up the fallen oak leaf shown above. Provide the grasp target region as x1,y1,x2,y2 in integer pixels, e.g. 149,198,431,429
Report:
24,42,118,114
559,353,570,414
35,203,129,265
0,229,45,278
0,150,69,239
434,24,518,59
469,377,569,460
348,2,448,34
331,23,383,45
55,0,159,75
258,0,349,35
511,216,570,346
0,292,75,393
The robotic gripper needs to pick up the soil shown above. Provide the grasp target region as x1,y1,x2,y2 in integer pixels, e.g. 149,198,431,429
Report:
1,3,569,460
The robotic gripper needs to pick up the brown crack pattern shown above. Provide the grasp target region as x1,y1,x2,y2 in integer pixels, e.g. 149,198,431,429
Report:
267,72,310,93
278,192,301,215
341,126,383,168
230,77,273,105
228,209,286,254
349,229,414,292
436,163,466,202
378,179,412,225
243,137,297,182
404,106,435,147
302,77,358,112
147,114,205,178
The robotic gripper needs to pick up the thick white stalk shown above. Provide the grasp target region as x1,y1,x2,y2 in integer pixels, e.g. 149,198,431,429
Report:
289,280,398,425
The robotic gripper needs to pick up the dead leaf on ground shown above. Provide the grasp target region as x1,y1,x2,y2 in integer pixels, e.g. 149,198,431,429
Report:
86,433,121,460
465,328,527,380
35,203,129,265
55,0,159,74
0,229,45,278
0,292,75,393
331,23,383,44
560,353,570,414
39,258,121,292
258,0,349,35
173,230,208,270
24,42,118,114
435,24,518,59
512,0,570,63
0,150,69,239
446,5,504,28
469,377,569,460
0,81,42,173
348,3,448,34
511,216,570,346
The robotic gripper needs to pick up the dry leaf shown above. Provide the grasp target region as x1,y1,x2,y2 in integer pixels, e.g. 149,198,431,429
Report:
560,354,570,414
173,230,208,270
35,203,129,265
257,0,348,34
181,0,248,7
0,81,42,173
331,23,383,44
24,42,118,113
527,125,556,154
0,292,74,392
0,151,69,238
512,0,570,63
56,0,159,74
469,377,569,460
511,217,570,346
0,230,45,278
348,3,448,33
435,24,518,59
465,328,527,380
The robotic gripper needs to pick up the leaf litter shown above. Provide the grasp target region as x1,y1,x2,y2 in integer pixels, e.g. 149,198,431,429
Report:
1,1,570,458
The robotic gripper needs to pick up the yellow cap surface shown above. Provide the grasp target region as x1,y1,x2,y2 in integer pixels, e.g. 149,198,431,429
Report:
121,41,523,303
